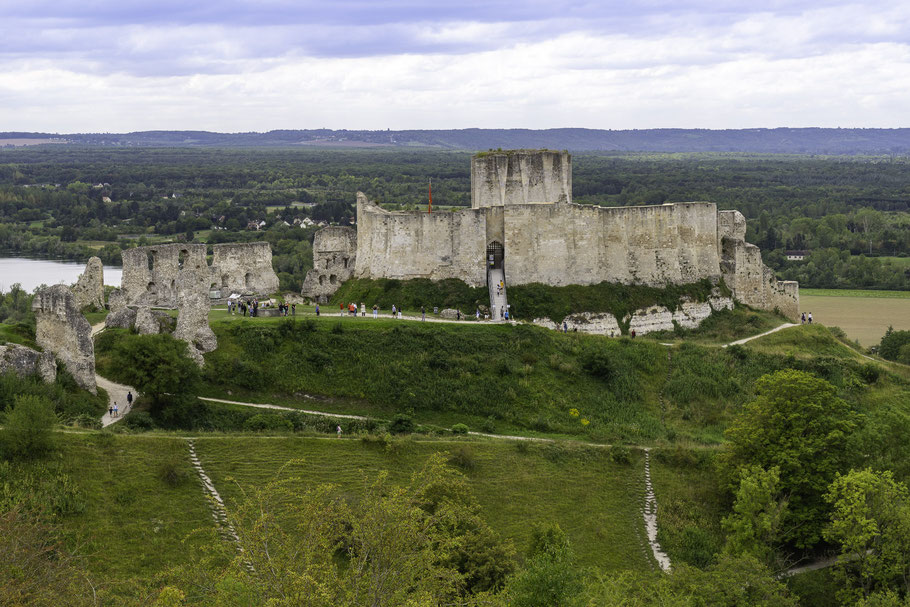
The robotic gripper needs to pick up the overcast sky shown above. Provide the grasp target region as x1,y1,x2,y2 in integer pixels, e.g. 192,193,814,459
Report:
1,0,908,132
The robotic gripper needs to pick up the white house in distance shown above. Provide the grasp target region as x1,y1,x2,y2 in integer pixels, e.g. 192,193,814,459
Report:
786,250,809,261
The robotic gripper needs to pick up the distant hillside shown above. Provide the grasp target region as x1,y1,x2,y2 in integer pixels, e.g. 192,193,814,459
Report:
3,127,910,154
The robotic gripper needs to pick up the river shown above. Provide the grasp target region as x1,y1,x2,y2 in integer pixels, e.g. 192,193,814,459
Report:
0,257,122,292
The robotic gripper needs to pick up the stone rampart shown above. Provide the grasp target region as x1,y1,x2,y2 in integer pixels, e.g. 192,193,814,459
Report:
719,211,799,320
354,194,487,284
471,150,572,208
32,285,95,393
503,202,721,287
302,225,357,302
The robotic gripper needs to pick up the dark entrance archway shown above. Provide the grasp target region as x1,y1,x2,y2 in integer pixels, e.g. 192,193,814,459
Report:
487,241,504,270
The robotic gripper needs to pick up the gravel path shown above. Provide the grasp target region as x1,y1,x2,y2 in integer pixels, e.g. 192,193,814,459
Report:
91,322,137,427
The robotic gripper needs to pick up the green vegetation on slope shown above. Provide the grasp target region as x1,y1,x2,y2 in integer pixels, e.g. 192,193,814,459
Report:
333,277,725,328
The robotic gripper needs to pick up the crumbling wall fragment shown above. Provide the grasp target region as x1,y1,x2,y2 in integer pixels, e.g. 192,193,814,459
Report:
0,344,56,383
173,258,217,365
302,225,357,303
105,307,137,329
212,242,280,297
32,285,96,393
72,256,105,310
135,306,161,335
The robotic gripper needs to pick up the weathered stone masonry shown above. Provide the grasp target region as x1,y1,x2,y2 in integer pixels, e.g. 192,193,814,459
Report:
346,149,798,320
301,224,358,303
120,242,280,308
32,284,96,393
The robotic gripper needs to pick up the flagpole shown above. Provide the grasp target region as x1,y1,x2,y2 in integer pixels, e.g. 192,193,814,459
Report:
428,178,433,213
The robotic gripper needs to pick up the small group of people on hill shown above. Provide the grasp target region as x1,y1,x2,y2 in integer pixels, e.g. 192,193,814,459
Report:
800,312,814,324
228,298,259,317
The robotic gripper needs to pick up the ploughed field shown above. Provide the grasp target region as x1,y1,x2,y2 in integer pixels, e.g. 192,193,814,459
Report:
798,289,910,347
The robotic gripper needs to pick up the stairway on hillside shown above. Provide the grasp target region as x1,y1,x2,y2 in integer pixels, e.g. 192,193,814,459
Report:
488,268,508,320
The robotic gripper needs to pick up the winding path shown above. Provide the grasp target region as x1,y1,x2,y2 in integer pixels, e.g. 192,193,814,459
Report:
722,323,798,347
91,322,137,427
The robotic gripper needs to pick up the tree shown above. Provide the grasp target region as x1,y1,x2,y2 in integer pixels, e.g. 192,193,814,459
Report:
112,334,200,408
1,394,56,459
721,465,788,568
824,469,910,603
719,370,864,549
879,327,910,363
506,523,583,607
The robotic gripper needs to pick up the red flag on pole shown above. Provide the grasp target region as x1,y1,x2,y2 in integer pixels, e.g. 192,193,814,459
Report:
428,178,433,213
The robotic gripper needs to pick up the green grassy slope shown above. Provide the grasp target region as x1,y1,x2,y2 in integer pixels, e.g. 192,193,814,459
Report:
191,436,651,571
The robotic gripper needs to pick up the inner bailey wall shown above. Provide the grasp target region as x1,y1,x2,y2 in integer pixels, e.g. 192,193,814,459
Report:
502,202,720,287
471,150,572,209
354,195,487,285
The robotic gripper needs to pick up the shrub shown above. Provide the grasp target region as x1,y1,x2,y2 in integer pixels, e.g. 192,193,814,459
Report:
480,416,497,433
451,423,469,435
124,411,155,431
158,457,190,488
243,413,294,432
610,445,631,465
878,327,910,362
1,394,56,459
388,414,415,434
331,322,344,334
859,363,881,384
447,446,477,470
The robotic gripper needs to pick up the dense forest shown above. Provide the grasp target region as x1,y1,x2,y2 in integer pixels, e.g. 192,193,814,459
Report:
6,127,910,154
0,148,908,291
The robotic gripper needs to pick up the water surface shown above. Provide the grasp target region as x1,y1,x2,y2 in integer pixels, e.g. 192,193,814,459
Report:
0,257,122,292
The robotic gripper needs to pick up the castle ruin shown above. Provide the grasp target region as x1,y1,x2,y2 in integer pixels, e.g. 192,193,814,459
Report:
120,242,279,307
306,149,798,321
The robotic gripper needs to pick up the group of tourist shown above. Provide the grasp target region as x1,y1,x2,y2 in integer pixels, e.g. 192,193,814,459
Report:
800,312,814,324
228,298,260,317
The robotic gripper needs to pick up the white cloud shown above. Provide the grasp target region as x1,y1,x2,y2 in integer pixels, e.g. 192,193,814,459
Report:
0,3,908,130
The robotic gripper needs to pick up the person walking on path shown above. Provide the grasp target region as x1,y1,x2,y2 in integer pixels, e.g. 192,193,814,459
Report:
801,312,806,324
315,303,320,316
127,391,133,409
421,306,426,321
563,320,568,333
113,403,119,417
361,303,366,317
392,304,397,318
476,308,480,320
292,303,296,316
340,302,344,316
808,312,813,324
109,405,113,417
372,305,378,319
336,425,342,438
456,309,461,321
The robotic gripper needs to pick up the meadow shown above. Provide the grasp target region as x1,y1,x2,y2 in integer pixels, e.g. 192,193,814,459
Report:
798,289,910,346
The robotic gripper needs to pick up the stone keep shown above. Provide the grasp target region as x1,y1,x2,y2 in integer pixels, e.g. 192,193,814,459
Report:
344,149,799,321
301,224,357,302
72,256,105,310
32,284,96,393
120,242,280,308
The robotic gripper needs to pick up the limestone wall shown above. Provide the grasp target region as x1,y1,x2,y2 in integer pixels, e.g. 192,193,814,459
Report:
354,194,487,285
471,150,572,209
302,225,357,302
503,202,721,287
722,237,799,320
121,243,208,307
121,242,279,307
32,285,95,393
211,242,280,296
72,256,105,310
0,344,56,383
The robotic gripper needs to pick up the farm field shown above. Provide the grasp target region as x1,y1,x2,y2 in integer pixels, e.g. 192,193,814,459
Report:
798,289,910,346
